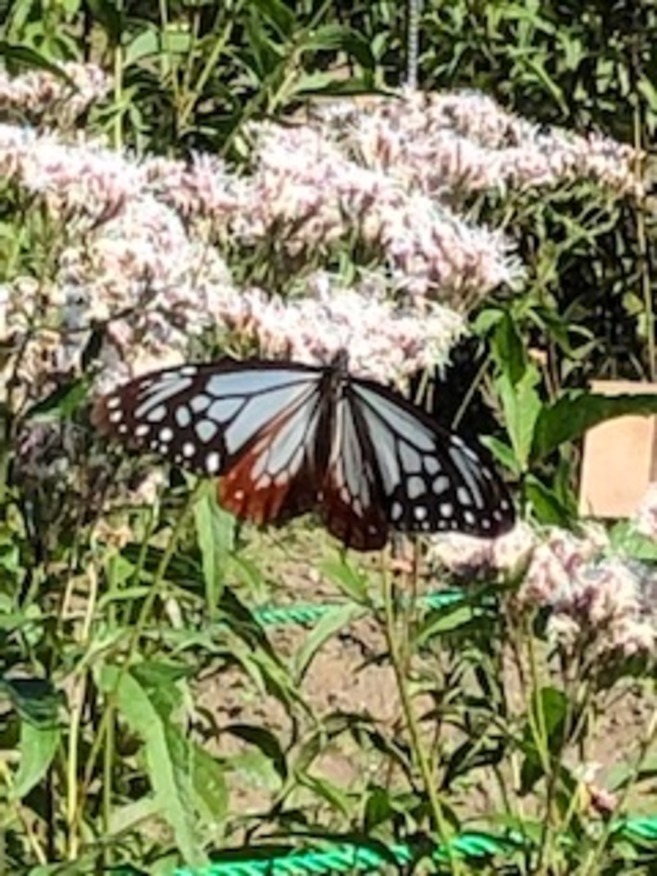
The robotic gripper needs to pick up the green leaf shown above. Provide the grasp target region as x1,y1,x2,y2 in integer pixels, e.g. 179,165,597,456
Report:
0,42,76,81
189,742,228,825
496,366,542,471
492,312,527,385
0,679,60,801
23,377,90,422
524,474,572,526
100,665,205,866
251,0,296,37
532,686,568,751
298,773,352,818
609,521,657,562
0,678,60,725
320,556,371,605
292,602,367,681
194,489,235,614
84,0,124,41
124,27,160,67
413,601,481,648
532,391,657,462
224,724,287,780
12,719,59,801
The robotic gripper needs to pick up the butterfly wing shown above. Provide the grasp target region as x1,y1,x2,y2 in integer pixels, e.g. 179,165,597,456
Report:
344,377,515,541
92,359,328,525
320,393,389,550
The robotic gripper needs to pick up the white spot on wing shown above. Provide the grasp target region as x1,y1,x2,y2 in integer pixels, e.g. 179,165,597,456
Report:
195,419,219,443
407,475,425,500
175,405,192,428
399,443,422,474
206,451,221,473
190,394,212,414
448,446,484,509
182,441,195,458
456,486,472,506
145,404,166,424
134,376,193,419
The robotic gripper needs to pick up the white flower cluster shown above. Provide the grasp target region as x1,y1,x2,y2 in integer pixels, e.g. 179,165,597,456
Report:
427,490,657,664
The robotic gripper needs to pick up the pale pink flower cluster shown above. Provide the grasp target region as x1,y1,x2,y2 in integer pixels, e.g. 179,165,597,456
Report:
241,122,522,306
0,62,110,126
143,153,245,227
0,123,142,223
217,273,465,384
0,117,471,406
428,523,655,661
318,90,641,198
426,521,536,578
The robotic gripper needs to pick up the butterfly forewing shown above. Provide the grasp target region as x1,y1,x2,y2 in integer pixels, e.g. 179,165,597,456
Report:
92,359,327,524
349,380,514,538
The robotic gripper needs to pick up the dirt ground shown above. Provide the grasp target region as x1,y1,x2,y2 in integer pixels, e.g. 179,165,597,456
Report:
197,525,657,836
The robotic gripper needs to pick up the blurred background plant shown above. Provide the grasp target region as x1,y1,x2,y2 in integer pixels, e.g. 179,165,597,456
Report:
0,1,656,873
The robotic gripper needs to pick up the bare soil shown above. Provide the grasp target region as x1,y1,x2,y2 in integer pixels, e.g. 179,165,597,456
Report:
197,525,657,835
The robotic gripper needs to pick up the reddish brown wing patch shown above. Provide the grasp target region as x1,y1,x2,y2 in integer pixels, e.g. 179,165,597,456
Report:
217,446,319,526
320,475,388,550
216,401,323,526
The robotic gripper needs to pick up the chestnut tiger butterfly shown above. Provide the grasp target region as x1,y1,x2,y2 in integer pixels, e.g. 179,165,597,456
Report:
92,350,514,550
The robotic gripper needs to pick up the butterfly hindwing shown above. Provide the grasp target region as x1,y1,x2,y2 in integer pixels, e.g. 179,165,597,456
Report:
349,379,513,538
320,394,389,550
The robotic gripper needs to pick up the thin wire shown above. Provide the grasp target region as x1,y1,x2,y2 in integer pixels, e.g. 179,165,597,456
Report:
405,0,424,89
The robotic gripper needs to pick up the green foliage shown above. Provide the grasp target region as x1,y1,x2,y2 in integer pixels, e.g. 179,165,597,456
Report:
1,1,657,874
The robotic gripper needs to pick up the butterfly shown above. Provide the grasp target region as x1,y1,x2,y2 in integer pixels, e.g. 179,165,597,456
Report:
92,350,514,550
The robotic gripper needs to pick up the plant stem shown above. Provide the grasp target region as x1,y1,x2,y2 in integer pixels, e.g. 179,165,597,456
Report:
381,569,463,876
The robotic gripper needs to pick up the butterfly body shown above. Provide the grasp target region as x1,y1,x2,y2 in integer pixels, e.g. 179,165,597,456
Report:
93,352,514,550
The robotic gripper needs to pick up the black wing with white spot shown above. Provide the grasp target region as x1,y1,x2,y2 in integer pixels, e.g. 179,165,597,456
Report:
92,358,329,524
346,377,514,539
